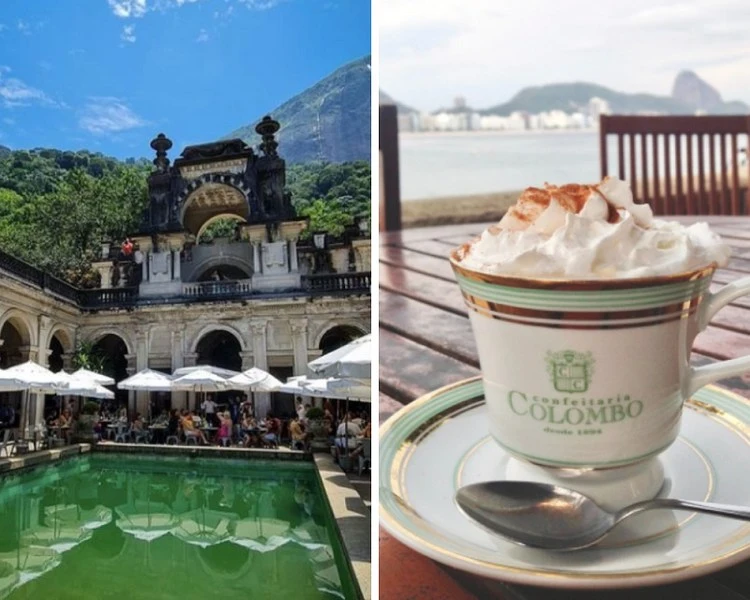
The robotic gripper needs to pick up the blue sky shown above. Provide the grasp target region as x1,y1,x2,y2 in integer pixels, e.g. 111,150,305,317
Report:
0,0,370,159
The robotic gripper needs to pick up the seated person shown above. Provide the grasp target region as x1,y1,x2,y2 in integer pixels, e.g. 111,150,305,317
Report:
132,413,148,442
167,409,180,437
262,413,281,447
153,410,169,426
180,410,207,444
58,409,72,427
335,413,362,453
289,416,308,451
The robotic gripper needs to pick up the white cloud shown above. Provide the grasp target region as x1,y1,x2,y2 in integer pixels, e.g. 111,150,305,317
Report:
3,118,15,126
38,60,52,71
0,68,57,108
17,20,30,34
380,0,750,111
121,24,136,43
196,28,209,42
0,24,6,33
79,97,148,134
237,0,282,9
108,0,147,18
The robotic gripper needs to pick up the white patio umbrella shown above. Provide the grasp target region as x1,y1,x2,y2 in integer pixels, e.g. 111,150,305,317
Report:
56,372,114,400
71,368,115,386
308,334,371,379
314,378,371,401
171,369,231,413
117,369,173,392
0,361,66,435
118,369,174,418
278,377,349,399
228,367,282,392
228,367,281,418
171,369,230,392
172,365,241,379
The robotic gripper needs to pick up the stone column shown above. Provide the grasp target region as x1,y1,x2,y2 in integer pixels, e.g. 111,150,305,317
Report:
136,328,150,417
171,330,186,410
289,241,299,272
61,353,74,372
290,319,309,376
239,351,254,372
16,346,39,437
250,319,270,417
182,352,198,411
172,249,181,281
125,357,136,415
253,244,262,274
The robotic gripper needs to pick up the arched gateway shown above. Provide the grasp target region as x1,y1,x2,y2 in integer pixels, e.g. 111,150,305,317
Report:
0,110,370,439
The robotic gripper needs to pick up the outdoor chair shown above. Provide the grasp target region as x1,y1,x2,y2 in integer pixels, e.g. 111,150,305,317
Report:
114,424,131,443
0,429,15,457
133,429,149,444
379,103,402,231
600,115,750,215
357,438,371,476
165,435,179,445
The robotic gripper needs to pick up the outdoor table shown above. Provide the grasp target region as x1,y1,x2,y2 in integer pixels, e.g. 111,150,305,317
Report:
380,216,750,599
148,424,167,444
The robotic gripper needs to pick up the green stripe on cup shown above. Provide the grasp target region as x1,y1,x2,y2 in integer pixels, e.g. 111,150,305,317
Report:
455,274,711,312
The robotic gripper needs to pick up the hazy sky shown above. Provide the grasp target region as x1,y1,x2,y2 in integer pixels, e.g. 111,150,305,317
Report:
380,0,750,111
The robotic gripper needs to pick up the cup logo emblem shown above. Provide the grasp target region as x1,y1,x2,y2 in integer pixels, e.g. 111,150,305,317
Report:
546,350,595,393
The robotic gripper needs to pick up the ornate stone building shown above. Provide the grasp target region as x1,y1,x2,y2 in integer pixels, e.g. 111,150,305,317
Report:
0,117,370,429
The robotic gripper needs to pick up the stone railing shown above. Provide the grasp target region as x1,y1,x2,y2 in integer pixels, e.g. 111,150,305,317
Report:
0,243,370,310
78,287,139,309
302,272,371,294
0,248,45,287
182,279,253,299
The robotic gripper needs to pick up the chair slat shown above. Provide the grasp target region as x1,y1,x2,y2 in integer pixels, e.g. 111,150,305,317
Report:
599,115,750,215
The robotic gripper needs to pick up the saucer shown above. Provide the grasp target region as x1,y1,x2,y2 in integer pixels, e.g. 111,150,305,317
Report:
379,377,750,589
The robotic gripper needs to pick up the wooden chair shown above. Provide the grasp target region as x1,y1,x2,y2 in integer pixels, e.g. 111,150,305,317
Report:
379,103,402,231
600,115,750,215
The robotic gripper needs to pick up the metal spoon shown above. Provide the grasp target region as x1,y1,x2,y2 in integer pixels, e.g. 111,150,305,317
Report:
455,481,750,551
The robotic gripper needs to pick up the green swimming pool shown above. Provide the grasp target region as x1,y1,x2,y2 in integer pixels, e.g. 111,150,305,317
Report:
0,454,357,600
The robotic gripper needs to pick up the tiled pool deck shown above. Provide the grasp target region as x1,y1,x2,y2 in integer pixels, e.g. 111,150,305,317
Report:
0,443,371,600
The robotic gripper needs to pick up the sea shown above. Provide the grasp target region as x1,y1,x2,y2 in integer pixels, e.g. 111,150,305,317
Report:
399,130,603,200
399,129,749,201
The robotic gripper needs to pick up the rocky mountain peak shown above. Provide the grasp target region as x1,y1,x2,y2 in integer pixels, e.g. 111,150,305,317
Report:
671,70,723,111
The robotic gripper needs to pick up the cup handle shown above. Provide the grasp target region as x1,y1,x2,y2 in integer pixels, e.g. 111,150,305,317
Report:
688,276,750,396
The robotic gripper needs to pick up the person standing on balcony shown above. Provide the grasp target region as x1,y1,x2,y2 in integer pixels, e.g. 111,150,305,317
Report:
121,238,134,258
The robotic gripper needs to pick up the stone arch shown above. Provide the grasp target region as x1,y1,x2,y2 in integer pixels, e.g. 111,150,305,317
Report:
46,324,75,355
196,212,246,240
0,308,36,348
47,325,75,373
178,175,251,235
189,323,247,353
312,320,368,350
85,328,135,356
190,256,253,283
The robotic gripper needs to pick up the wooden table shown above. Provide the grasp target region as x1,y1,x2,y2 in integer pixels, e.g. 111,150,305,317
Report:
380,217,750,600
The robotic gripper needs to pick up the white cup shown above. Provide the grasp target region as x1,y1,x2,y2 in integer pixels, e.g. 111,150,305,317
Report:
451,250,750,469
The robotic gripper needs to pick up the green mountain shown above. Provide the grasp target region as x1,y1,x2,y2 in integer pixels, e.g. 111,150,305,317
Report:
484,73,748,116
224,56,371,164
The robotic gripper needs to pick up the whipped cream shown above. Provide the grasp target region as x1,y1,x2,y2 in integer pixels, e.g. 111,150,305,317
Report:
457,177,730,279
